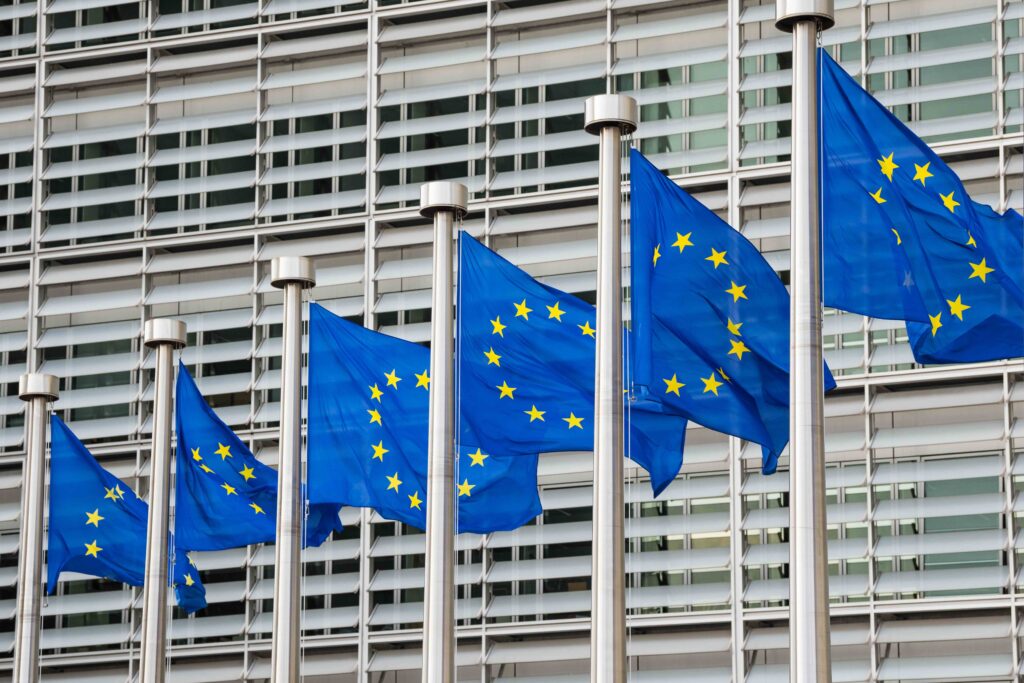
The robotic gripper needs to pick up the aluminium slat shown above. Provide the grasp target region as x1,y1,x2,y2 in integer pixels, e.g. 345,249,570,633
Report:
260,126,367,154
38,288,140,317
492,28,606,60
263,62,366,90
150,109,256,135
151,4,258,32
260,158,365,185
262,30,367,59
378,13,486,43
0,2,36,20
43,152,144,180
872,454,1004,486
45,59,146,86
151,46,257,74
148,245,252,274
148,202,254,230
150,140,255,167
492,0,605,28
877,654,1012,680
42,216,144,243
259,189,366,217
151,76,256,104
39,257,140,285
42,183,144,211
44,122,146,149
875,491,1005,521
378,45,486,75
45,18,145,45
612,9,727,42
149,170,255,199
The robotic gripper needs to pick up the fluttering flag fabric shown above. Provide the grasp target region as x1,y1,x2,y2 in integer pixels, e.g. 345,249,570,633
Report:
307,302,541,533
46,415,206,613
630,148,836,475
174,362,342,551
457,233,688,495
819,48,1023,363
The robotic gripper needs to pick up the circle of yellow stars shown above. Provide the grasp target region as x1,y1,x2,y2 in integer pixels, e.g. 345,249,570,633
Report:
870,150,993,338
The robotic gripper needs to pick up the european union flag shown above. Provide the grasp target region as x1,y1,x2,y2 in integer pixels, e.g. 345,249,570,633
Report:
820,49,1023,363
630,149,836,475
307,303,541,533
174,362,342,551
457,233,688,495
47,415,206,613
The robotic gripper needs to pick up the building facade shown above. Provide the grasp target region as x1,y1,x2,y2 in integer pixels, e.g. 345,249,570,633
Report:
0,0,1021,679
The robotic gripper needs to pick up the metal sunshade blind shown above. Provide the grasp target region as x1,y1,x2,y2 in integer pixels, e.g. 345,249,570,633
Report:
375,20,487,206
261,27,369,220
149,49,258,234
40,59,147,245
0,71,34,251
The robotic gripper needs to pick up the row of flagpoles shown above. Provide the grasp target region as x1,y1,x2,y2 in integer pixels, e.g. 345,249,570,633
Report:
14,1,1024,679
10,4,919,683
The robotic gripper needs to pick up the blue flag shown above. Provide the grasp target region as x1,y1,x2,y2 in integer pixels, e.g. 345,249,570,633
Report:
457,233,688,495
307,303,541,534
47,415,206,614
820,48,1023,363
174,362,342,551
630,148,836,475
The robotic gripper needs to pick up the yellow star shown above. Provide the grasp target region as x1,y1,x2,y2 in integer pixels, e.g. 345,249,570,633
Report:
946,294,970,321
490,316,506,337
84,540,102,558
578,321,596,338
701,373,724,396
705,248,728,269
114,485,124,499
725,281,747,302
912,162,933,186
496,381,516,399
221,482,237,496
547,302,565,321
891,228,902,245
85,509,104,527
524,405,545,422
368,408,382,425
513,299,532,320
184,573,195,587
966,232,977,248
386,472,402,492
200,464,214,474
249,502,265,515
384,369,401,388
457,479,475,497
717,367,731,382
415,370,430,389
408,491,423,509
468,448,488,466
939,191,960,214
371,441,389,461
369,383,383,402
239,465,256,481
662,374,684,396
726,318,743,336
652,244,661,266
968,258,994,283
877,152,899,182
562,412,584,429
728,339,750,360
869,187,886,204
215,443,232,460
104,486,119,501
672,231,694,252
484,347,501,366
929,312,942,336
191,448,202,461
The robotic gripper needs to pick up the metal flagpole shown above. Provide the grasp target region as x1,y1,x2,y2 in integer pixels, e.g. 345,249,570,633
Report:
419,181,466,683
776,2,834,682
13,373,58,683
270,256,316,683
140,319,187,683
583,94,637,683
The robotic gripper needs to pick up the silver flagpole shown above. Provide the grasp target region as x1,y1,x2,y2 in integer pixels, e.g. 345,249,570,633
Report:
140,319,187,683
419,181,466,683
270,256,315,683
583,94,637,683
776,2,834,682
13,373,59,683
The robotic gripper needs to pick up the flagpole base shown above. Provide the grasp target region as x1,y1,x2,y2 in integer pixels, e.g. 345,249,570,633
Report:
775,0,834,32
18,374,59,401
143,319,187,349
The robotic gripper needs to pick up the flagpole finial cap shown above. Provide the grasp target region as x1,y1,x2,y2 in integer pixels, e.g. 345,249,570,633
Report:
419,181,468,219
19,373,58,402
271,256,316,289
584,94,638,136
144,319,187,349
775,0,834,32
